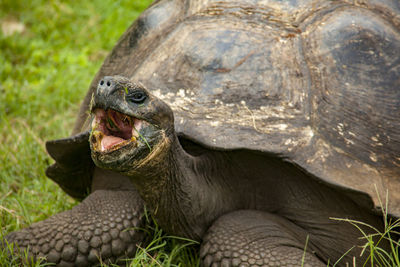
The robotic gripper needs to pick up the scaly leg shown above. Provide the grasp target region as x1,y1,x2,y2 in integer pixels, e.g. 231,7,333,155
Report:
5,189,146,266
200,210,325,267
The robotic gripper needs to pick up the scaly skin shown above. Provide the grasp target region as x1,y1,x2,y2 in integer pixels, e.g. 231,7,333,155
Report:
5,189,145,266
200,210,325,267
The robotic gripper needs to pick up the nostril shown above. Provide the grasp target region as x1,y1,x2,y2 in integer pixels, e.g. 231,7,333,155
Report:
100,80,104,86
107,81,111,86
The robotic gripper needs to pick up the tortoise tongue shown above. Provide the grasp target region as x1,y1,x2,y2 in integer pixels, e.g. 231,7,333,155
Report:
92,108,142,152
106,110,133,139
101,136,125,151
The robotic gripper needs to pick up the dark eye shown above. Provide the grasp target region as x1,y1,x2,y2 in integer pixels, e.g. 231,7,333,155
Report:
127,91,147,104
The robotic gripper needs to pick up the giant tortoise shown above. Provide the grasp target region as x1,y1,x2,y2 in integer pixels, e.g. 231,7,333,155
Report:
5,0,400,266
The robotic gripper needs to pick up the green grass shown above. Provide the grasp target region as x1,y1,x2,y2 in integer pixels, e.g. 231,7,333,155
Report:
0,0,199,266
330,192,400,267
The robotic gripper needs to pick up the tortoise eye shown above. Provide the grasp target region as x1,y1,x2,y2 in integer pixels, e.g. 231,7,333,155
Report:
127,90,147,104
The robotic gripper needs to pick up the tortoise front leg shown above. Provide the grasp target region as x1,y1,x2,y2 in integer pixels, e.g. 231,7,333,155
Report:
200,210,325,267
5,189,146,266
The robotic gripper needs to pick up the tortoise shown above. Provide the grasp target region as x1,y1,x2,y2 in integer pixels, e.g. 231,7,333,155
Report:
5,0,400,266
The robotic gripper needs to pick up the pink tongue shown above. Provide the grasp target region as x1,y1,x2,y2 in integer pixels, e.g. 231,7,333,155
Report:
101,136,125,150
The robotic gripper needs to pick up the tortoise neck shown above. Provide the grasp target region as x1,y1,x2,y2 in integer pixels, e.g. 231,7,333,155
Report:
131,133,235,240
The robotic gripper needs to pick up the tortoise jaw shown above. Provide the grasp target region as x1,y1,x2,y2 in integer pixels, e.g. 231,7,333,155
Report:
89,106,167,173
90,108,146,153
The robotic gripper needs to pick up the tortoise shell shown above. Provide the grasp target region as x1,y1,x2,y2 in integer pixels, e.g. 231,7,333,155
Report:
57,0,400,215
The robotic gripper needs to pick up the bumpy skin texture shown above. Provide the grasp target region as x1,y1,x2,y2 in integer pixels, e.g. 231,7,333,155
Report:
200,210,325,267
5,190,145,266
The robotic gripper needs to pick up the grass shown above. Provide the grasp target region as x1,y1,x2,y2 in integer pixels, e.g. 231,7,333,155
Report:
330,191,400,267
114,212,199,267
0,0,198,266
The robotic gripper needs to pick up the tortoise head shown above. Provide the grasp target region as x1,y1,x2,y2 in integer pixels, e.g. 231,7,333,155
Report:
90,75,174,174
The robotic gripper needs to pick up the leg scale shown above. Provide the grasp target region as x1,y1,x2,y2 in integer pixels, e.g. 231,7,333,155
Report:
200,210,325,267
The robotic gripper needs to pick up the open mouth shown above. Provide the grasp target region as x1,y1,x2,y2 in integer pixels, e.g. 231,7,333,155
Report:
91,109,146,152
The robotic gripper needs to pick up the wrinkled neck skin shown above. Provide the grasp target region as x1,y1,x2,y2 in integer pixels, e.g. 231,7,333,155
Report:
124,133,235,241
119,129,387,247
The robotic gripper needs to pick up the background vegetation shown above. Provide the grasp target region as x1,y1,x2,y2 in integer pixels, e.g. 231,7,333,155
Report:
0,0,198,265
